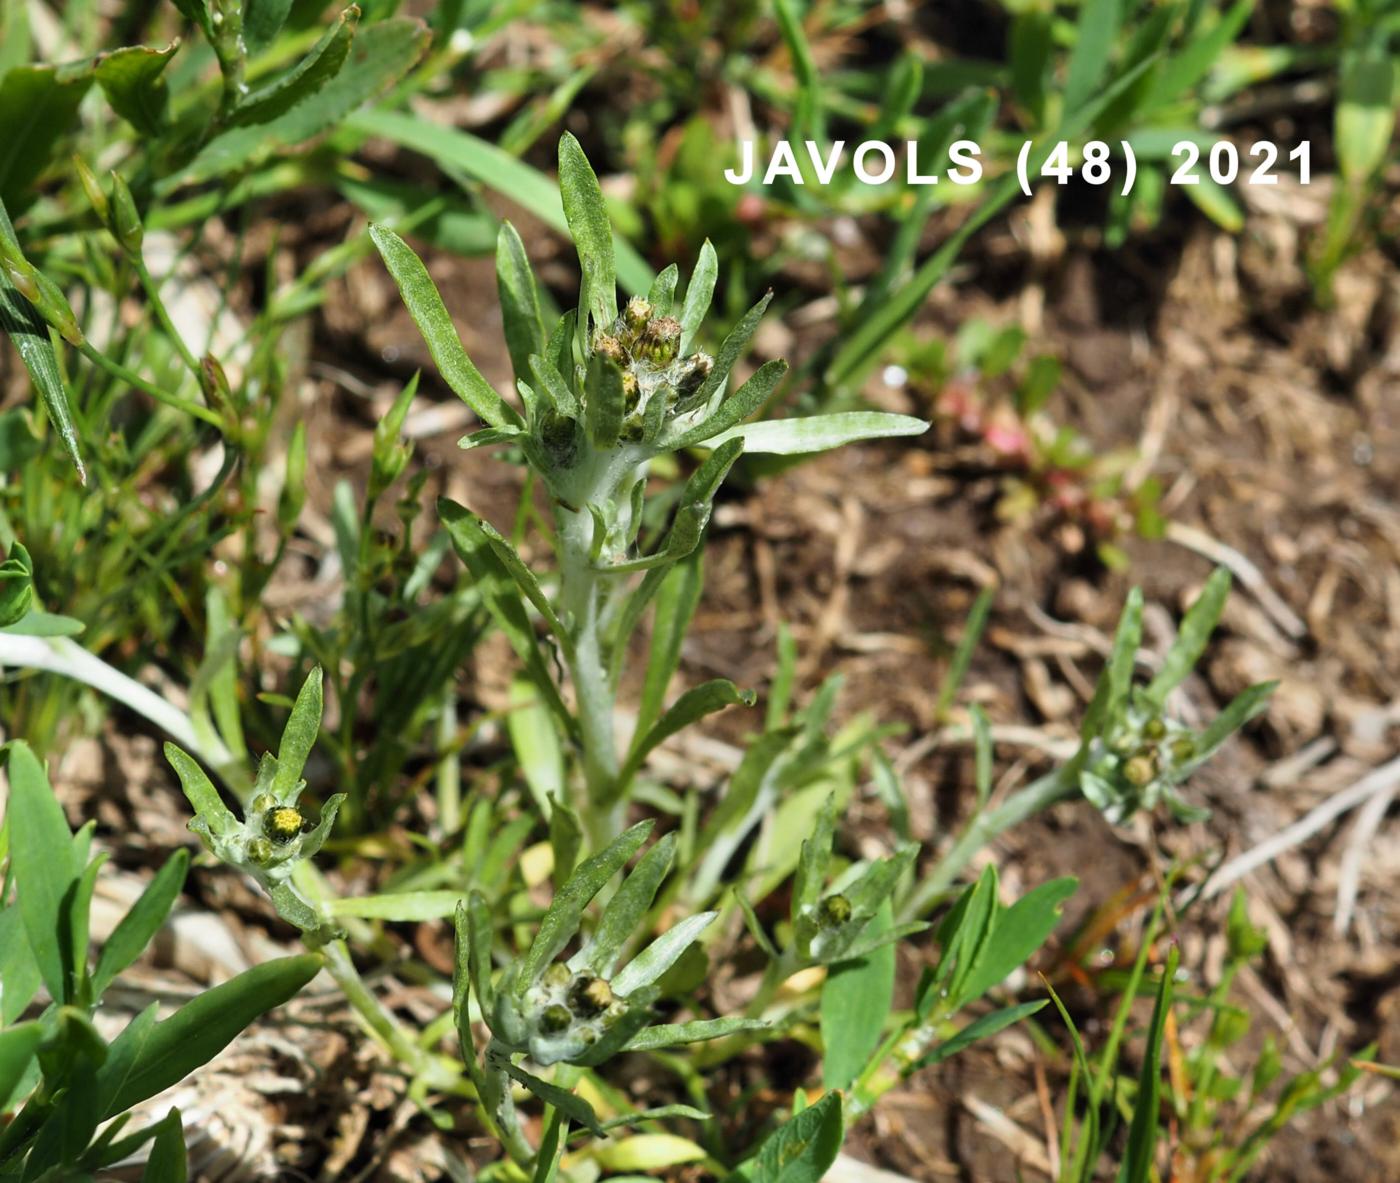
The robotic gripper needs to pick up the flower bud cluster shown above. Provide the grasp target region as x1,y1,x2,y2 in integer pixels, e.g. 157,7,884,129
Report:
493,962,630,1066
593,296,713,442
1084,704,1204,823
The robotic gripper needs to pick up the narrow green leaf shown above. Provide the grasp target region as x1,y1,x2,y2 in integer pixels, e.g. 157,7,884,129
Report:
5,740,78,1003
1081,587,1143,745
94,42,178,136
342,110,653,295
706,412,928,455
935,586,994,718
613,911,716,995
1116,946,1177,1183
558,132,617,333
0,202,84,481
509,677,567,816
370,225,516,428
1064,0,1122,116
688,292,771,410
1336,50,1397,182
528,353,579,418
625,1016,769,1052
914,999,1048,1068
0,1023,42,1110
1146,568,1230,705
271,666,322,796
668,359,788,449
464,890,495,1013
618,680,756,792
573,832,677,977
499,1058,605,1135
99,954,322,1116
497,220,545,387
163,742,238,839
92,848,189,998
647,264,679,315
635,552,702,738
678,240,717,355
548,794,582,885
585,349,625,448
821,899,896,1090
325,890,461,921
517,821,654,989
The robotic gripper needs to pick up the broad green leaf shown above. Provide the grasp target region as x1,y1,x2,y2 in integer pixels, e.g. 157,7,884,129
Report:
6,740,79,1002
0,0,31,77
94,42,178,136
92,849,189,999
705,412,928,455
0,1022,42,1109
1337,50,1398,183
243,0,294,50
496,220,545,387
594,1134,707,1172
273,666,322,796
230,7,356,128
914,999,1047,1068
326,890,461,921
617,680,756,792
370,226,517,429
727,1089,843,1183
0,62,93,206
668,359,788,449
168,18,430,190
1146,567,1230,705
517,821,654,990
342,110,653,295
821,899,896,1090
0,905,42,1024
0,201,85,481
612,912,717,995
558,132,617,333
98,954,322,1116
678,240,717,354
959,877,1076,1004
141,1108,187,1183
623,1016,769,1052
573,832,677,977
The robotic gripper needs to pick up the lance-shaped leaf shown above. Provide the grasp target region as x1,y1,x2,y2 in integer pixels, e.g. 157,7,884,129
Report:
0,202,84,481
1080,586,1143,747
272,667,323,796
164,742,239,841
497,221,545,387
328,889,460,921
647,264,679,316
705,412,928,456
1146,567,1231,706
613,912,717,995
0,63,94,207
92,848,189,998
0,1022,43,1110
678,240,717,355
95,42,179,136
624,1016,769,1052
243,0,295,50
440,501,564,639
957,876,1076,1006
440,497,574,736
499,1058,607,1135
821,899,895,1091
97,954,322,1116
585,349,625,448
793,793,838,923
141,1107,187,1183
668,359,788,450
558,132,617,334
6,741,80,1004
1167,681,1277,785
369,224,517,428
913,999,1048,1069
571,832,677,977
295,792,345,861
517,821,654,990
617,680,756,794
528,352,579,418
635,553,702,738
232,8,356,127
688,292,771,410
